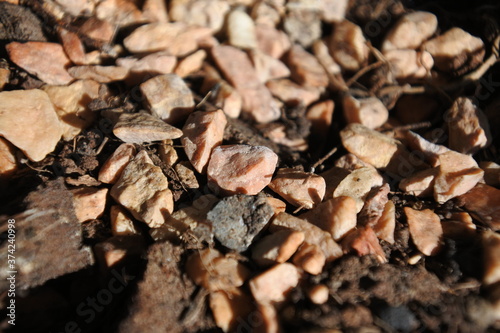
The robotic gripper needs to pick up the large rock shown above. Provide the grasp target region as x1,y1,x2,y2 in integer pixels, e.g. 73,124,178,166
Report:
113,112,183,143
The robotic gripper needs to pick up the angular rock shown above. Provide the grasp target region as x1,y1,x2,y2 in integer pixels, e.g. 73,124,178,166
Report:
95,0,144,27
113,112,183,144
255,303,281,333
405,207,443,256
266,79,321,107
79,17,115,42
123,22,185,53
110,205,141,236
456,183,500,231
201,65,242,118
334,153,371,171
68,65,129,83
284,7,321,48
262,122,309,152
373,200,396,244
0,137,17,178
403,131,449,167
98,143,137,184
480,161,500,187
142,0,169,23
333,167,384,212
293,243,326,275
341,226,387,263
249,50,291,83
169,0,230,33
482,231,500,286
227,9,257,49
158,140,178,167
110,150,173,228
358,183,390,228
117,52,177,85
174,49,206,77
385,49,434,80
308,284,330,305
266,197,287,216
249,263,300,304
256,24,291,59
58,27,100,65
210,289,254,333
329,20,369,71
207,194,274,252
182,109,227,174
140,73,195,124
174,161,199,189
207,144,278,196
251,1,282,27
252,229,305,266
71,187,108,223
381,11,438,52
6,41,73,85
312,40,344,88
343,95,389,129
287,44,328,88
399,167,438,197
0,89,62,162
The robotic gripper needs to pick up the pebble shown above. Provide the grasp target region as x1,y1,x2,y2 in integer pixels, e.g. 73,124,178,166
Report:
207,194,274,252
446,97,491,155
335,153,371,171
207,144,278,196
301,196,357,241
110,150,174,228
321,0,348,22
174,49,206,77
333,167,384,212
270,212,343,262
6,41,73,85
404,207,443,256
293,243,326,275
385,49,434,80
169,0,229,33
0,89,62,162
117,52,177,85
256,303,280,333
113,112,183,144
182,109,227,174
266,79,321,107
158,140,178,167
263,122,309,152
68,65,129,83
381,11,438,52
403,131,449,167
358,183,390,228
251,1,282,27
251,229,305,266
110,205,141,236
71,187,108,223
266,197,287,216
79,17,115,43
329,20,369,71
42,79,101,140
284,7,321,48
308,284,330,305
249,263,300,304
399,167,438,197
255,24,292,59
341,226,387,263
142,0,169,23
0,67,9,91
268,168,326,209
306,100,334,142
211,45,280,123
202,65,242,118
287,44,328,88
482,231,500,286
480,161,500,187
312,39,343,82
209,289,253,333
343,95,389,129
95,0,143,27
374,200,396,244
456,183,500,231
0,137,17,178
227,9,258,49
249,50,291,83
98,143,136,184
140,74,194,124
58,27,100,66
174,161,199,189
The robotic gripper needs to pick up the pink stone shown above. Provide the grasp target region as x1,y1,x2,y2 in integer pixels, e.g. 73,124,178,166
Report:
269,168,325,209
71,187,108,223
249,263,300,304
98,143,136,184
405,207,443,256
286,44,328,88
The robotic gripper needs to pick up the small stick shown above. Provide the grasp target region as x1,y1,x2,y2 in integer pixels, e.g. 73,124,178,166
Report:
383,121,432,133
94,136,109,155
310,146,338,173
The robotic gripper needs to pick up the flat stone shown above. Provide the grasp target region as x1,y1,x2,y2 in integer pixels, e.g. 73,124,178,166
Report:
113,112,183,144
480,161,500,187
343,95,389,129
447,97,491,155
308,284,330,305
256,24,292,58
0,137,17,177
385,49,434,80
211,45,280,123
333,167,384,212
307,100,335,142
6,41,73,85
0,89,62,162
292,243,326,275
110,150,174,228
373,200,396,244
174,49,206,77
182,109,227,174
269,168,325,209
381,11,438,52
482,231,500,286
249,263,300,304
334,153,371,171
252,229,305,266
456,183,500,231
405,207,443,256
42,79,101,140
284,7,321,48
358,183,390,228
399,167,438,197
110,205,141,236
207,144,278,196
58,27,100,65
329,20,369,71
266,78,321,107
209,289,254,333
140,73,195,124
287,44,328,88
227,9,258,49
207,194,274,252
117,52,177,85
98,143,136,184
341,226,387,263
169,0,230,33
249,50,291,83
68,65,129,83
71,187,108,223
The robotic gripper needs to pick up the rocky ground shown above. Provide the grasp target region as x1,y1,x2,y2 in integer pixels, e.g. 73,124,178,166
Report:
1,0,500,332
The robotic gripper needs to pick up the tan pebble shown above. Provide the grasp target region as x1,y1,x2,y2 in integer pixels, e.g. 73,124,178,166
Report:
266,197,287,216
0,67,10,91
255,302,280,333
249,263,300,304
341,226,387,263
329,20,369,71
0,137,17,177
98,143,136,184
269,168,325,209
293,243,326,275
321,0,348,22
256,24,291,59
201,66,242,118
158,140,178,167
312,40,344,89
308,284,330,304
123,22,185,53
343,95,389,129
399,168,438,197
68,65,129,83
227,9,258,49
251,1,282,27
283,6,321,48
79,17,115,42
373,200,396,244
287,44,328,88
110,205,141,236
169,0,229,33
113,112,183,143
403,131,449,167
358,183,390,228
456,183,500,231
405,207,443,256
262,123,309,151
252,229,305,266
174,50,206,77
482,231,500,286
333,167,384,212
266,78,321,107
71,187,108,223
480,161,500,187
334,153,370,171
249,49,291,83
58,27,100,65
210,289,253,332
385,49,434,80
174,161,199,189
93,236,144,272
142,0,169,23
117,52,177,85
382,11,438,52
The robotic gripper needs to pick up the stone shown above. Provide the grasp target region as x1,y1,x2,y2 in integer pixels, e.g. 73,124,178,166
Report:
68,65,129,83
333,167,384,212
358,183,390,228
399,167,438,197
78,17,115,43
269,168,326,209
266,197,287,216
42,79,101,140
71,187,108,223
403,131,449,167
116,52,177,85
169,0,230,33
98,143,136,184
480,161,500,187
307,100,335,142
201,65,242,118
266,79,321,107
284,7,321,48
423,27,485,75
321,0,348,22
385,50,434,80
95,0,143,27
308,284,330,304
110,150,174,228
249,263,300,304
113,112,183,144
0,67,9,91
329,20,369,71
249,50,291,83
433,150,484,204
158,140,178,167
251,1,282,27
287,44,328,88
381,11,438,52
6,41,73,85
343,95,389,129
56,0,95,16
209,289,253,333
262,122,309,152
142,0,169,23
312,40,343,87
227,9,257,49
186,248,250,291
270,212,343,262
456,183,500,231
57,27,100,65
446,97,491,155
404,207,443,256
174,161,199,189
482,231,500,286
251,229,305,266
374,200,396,244
207,144,278,196
211,45,280,123
207,194,274,252
0,137,16,177
140,74,195,124
174,50,206,77
341,226,387,263
182,109,227,174
441,212,476,240
334,153,371,171
255,303,281,333
255,24,292,59
293,243,326,275
0,89,62,162
0,3,47,42
110,205,141,236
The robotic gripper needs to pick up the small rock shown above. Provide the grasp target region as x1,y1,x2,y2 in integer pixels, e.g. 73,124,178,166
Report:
307,100,335,142
0,67,9,91
423,27,485,75
312,40,344,87
334,153,371,171
404,207,443,256
329,20,369,71
441,212,476,240
446,97,491,155
482,231,500,286
269,168,326,209
174,50,206,77
110,205,141,236
0,137,16,178
227,9,258,49
142,0,169,23
117,52,177,85
71,187,108,223
321,0,348,22
123,22,183,53
207,194,274,252
169,0,230,33
113,112,183,144
249,50,291,83
284,7,321,48
399,167,438,197
480,161,500,187
174,161,199,189
98,143,137,184
287,44,328,88
333,167,384,212
262,122,309,151
182,109,227,174
0,89,62,162
308,284,330,304
293,243,326,275
381,11,438,52
249,263,300,304
110,150,174,228
6,41,73,85
68,65,129,83
140,74,195,124
373,200,395,244
456,183,500,231
343,95,389,129
385,49,434,80
358,183,390,228
251,1,282,27
255,24,292,59
252,229,305,266
58,27,100,65
341,226,387,263
79,17,115,43
207,144,278,196
158,140,178,167
403,131,449,167
201,65,243,118
255,303,281,333
209,289,253,333
66,175,101,187
266,79,321,107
